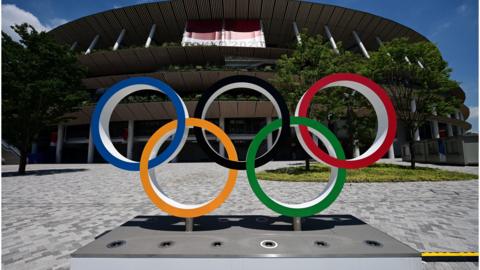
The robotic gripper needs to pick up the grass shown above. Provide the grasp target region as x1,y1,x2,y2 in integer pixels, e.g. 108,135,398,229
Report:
257,163,478,182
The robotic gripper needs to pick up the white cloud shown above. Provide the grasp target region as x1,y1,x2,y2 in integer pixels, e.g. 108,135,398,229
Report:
429,21,451,38
456,3,468,14
2,4,66,41
469,106,478,119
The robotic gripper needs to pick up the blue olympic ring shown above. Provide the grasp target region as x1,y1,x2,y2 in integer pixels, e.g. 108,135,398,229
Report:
91,77,188,171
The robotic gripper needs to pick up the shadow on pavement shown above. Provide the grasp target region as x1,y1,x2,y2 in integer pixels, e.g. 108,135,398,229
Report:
2,168,88,177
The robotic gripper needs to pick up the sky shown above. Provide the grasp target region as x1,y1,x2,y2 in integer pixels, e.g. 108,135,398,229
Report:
2,0,478,132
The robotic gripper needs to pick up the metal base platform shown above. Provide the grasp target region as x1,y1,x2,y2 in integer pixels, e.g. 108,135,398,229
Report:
71,215,421,270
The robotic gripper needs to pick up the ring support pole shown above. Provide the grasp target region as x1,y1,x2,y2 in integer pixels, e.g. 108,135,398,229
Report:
185,218,194,232
293,217,302,231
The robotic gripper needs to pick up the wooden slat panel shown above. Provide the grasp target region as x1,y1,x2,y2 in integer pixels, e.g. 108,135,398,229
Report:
163,72,185,91
205,101,220,118
113,104,133,120
328,7,345,27
272,0,287,19
260,0,275,19
180,71,202,91
185,101,198,117
236,0,248,18
150,47,172,66
317,5,334,26
145,4,170,44
210,0,224,19
133,48,158,71
248,0,261,19
85,16,111,49
158,2,181,37
304,4,324,35
144,102,169,119
197,0,212,18
295,2,312,29
237,101,256,117
284,1,300,21
223,0,236,18
219,101,238,117
183,0,200,19
127,103,153,120
254,101,275,117
184,47,205,65
201,47,224,64
166,47,188,65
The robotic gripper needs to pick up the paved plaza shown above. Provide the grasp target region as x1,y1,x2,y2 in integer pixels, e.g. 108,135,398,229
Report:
2,161,478,270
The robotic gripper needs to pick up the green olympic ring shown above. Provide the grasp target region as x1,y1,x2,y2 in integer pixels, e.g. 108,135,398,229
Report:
246,117,347,217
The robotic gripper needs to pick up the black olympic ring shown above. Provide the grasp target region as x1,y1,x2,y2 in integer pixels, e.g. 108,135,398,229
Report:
193,75,291,170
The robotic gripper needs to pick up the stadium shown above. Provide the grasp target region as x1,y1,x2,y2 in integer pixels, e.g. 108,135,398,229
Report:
24,0,472,164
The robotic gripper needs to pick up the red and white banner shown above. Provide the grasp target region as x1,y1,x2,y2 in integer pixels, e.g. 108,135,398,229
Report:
182,19,266,48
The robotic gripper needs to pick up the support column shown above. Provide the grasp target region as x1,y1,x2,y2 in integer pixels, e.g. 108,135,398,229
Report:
127,120,134,160
219,117,225,157
411,99,420,141
431,109,440,139
266,117,273,149
31,142,38,154
324,25,339,54
113,29,126,51
352,31,370,58
431,120,440,139
145,24,156,48
293,22,301,44
375,37,392,57
87,128,94,163
457,126,463,136
404,56,412,64
353,144,360,158
56,124,64,163
388,145,395,159
447,123,454,137
85,34,99,55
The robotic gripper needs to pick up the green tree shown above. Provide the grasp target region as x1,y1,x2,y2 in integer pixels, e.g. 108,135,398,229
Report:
366,38,459,169
273,33,373,169
2,24,88,174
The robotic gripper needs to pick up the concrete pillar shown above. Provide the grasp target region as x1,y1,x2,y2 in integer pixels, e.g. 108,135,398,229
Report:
266,117,273,149
87,128,94,163
127,120,134,160
293,22,301,44
375,37,392,57
388,145,395,159
410,99,420,141
56,124,64,163
85,34,99,55
353,145,360,158
431,120,440,139
352,31,370,58
31,142,38,154
431,108,440,139
324,25,339,54
113,29,126,51
219,117,225,157
447,123,454,137
145,24,156,48
457,126,463,136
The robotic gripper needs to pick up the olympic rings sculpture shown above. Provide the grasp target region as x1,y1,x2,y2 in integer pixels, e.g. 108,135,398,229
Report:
92,73,397,218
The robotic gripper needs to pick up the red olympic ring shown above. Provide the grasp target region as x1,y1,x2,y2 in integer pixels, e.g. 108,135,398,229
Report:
296,73,397,169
